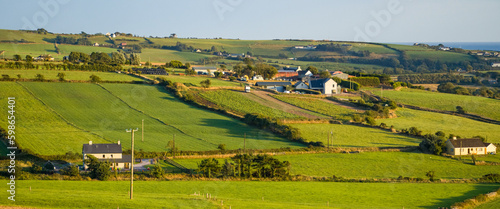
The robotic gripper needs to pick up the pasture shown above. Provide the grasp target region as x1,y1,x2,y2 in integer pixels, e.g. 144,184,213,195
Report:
16,82,302,153
176,151,500,179
0,82,107,155
0,43,118,61
406,50,474,62
199,90,302,119
272,95,357,121
100,84,304,150
1,180,498,209
289,123,420,147
377,108,500,143
371,88,500,121
0,69,143,81
140,48,217,63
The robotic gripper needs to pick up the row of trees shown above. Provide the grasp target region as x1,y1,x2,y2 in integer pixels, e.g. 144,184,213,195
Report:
232,62,278,79
68,51,140,65
397,73,480,85
197,154,291,179
55,35,91,45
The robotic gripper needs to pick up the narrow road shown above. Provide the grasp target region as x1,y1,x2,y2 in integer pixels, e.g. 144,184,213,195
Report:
242,89,328,119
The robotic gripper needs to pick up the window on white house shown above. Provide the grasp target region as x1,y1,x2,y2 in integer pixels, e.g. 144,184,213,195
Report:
103,154,105,158
111,154,113,158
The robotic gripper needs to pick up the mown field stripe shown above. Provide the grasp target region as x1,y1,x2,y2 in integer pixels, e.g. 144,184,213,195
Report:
96,83,218,146
16,81,112,142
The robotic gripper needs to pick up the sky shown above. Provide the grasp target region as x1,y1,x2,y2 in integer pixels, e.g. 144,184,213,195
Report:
0,0,499,42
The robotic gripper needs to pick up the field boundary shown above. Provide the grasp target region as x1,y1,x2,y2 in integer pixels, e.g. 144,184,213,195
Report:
364,91,500,125
16,81,112,142
96,83,218,146
165,158,192,173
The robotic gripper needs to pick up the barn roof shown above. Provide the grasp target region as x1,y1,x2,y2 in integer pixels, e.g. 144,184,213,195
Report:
83,143,122,154
448,138,487,148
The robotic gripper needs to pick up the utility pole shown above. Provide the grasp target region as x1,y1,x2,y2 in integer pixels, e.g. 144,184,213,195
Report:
327,132,330,149
126,128,138,200
141,119,144,142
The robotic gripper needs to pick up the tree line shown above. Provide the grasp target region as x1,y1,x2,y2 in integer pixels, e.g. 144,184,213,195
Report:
197,154,291,179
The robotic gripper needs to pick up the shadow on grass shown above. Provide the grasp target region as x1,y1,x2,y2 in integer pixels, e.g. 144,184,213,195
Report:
429,184,500,209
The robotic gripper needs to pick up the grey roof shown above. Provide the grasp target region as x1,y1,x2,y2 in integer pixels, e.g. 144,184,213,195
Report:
99,155,132,163
298,70,310,76
448,138,487,148
255,82,292,86
309,78,332,88
83,143,122,154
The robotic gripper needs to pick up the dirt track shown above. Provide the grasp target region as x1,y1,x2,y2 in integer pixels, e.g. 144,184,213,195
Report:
242,89,327,119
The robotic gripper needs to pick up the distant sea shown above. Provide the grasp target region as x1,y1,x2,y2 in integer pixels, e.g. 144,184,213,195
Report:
390,42,500,52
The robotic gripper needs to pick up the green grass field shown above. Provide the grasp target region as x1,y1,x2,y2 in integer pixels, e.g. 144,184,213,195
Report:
148,74,241,87
385,44,434,51
272,95,357,121
372,88,500,121
0,69,143,81
176,151,500,179
200,90,302,119
406,50,474,62
11,82,302,154
140,48,217,63
289,124,420,147
1,180,498,209
377,108,500,143
0,82,107,155
100,84,304,150
0,43,118,61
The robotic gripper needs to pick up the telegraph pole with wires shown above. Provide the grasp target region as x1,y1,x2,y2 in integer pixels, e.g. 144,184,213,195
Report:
126,128,138,199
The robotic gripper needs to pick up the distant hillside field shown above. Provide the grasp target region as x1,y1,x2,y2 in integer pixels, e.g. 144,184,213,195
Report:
371,88,500,121
2,180,498,209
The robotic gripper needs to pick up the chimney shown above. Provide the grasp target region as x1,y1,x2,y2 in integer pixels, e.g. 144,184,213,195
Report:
89,141,92,145
117,140,120,145
453,137,457,140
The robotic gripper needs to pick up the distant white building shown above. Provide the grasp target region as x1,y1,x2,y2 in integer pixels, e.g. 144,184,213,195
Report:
308,78,340,95
491,63,500,68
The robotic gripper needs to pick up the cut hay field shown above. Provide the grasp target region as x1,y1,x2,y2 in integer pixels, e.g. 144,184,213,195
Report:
272,95,357,121
371,88,500,121
149,75,241,87
4,82,302,155
289,123,420,147
406,50,474,62
0,43,118,61
377,108,500,143
0,69,143,81
475,197,500,209
199,90,302,119
2,180,498,209
176,151,500,179
140,48,217,63
0,82,107,155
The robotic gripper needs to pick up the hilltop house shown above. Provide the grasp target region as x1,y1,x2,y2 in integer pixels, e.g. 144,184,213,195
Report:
331,71,349,80
255,81,291,92
308,78,339,95
82,141,131,170
446,138,496,155
492,63,500,68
